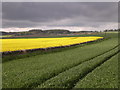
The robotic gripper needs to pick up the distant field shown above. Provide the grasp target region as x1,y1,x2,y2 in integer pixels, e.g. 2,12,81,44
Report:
2,32,100,39
0,35,12,38
106,31,119,33
1,36,103,52
2,33,119,88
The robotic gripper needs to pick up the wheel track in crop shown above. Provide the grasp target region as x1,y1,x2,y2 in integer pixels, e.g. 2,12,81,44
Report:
35,46,119,89
22,44,120,88
69,49,120,89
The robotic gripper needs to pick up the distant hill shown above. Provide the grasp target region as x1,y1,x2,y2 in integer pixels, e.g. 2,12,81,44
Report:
43,29,70,34
0,29,103,37
1,29,71,36
0,31,8,35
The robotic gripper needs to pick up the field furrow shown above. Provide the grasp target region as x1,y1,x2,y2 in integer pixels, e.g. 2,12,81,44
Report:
74,52,119,88
2,37,118,88
36,45,119,88
24,44,119,88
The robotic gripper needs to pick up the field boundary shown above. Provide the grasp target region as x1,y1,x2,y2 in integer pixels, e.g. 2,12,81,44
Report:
22,44,119,88
2,38,104,54
2,37,108,63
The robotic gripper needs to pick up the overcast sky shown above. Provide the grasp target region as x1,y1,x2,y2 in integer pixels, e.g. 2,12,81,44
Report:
2,2,118,32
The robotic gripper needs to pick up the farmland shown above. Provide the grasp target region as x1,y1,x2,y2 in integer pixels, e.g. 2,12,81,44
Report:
74,53,119,88
2,33,119,88
1,36,103,52
0,35,13,38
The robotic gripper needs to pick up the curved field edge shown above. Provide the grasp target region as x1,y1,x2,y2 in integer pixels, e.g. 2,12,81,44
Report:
2,37,103,53
74,53,119,88
36,46,119,88
2,37,103,52
2,37,118,88
2,37,106,63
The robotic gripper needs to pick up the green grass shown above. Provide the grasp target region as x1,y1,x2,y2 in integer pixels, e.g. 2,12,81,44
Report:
2,34,118,88
2,33,101,39
0,35,13,38
74,52,119,88
36,46,119,88
106,31,119,33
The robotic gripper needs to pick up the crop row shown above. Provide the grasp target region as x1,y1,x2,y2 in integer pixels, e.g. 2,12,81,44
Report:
36,45,119,88
74,52,119,88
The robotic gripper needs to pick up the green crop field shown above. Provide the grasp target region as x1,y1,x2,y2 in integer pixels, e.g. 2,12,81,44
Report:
74,53,119,88
2,33,119,89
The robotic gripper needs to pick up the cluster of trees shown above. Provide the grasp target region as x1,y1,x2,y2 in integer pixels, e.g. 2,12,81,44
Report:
104,29,120,32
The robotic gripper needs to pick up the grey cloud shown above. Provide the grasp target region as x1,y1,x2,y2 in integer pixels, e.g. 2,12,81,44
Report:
2,2,118,29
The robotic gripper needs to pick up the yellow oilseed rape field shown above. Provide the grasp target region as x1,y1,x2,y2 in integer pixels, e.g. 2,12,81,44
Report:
1,37,103,52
